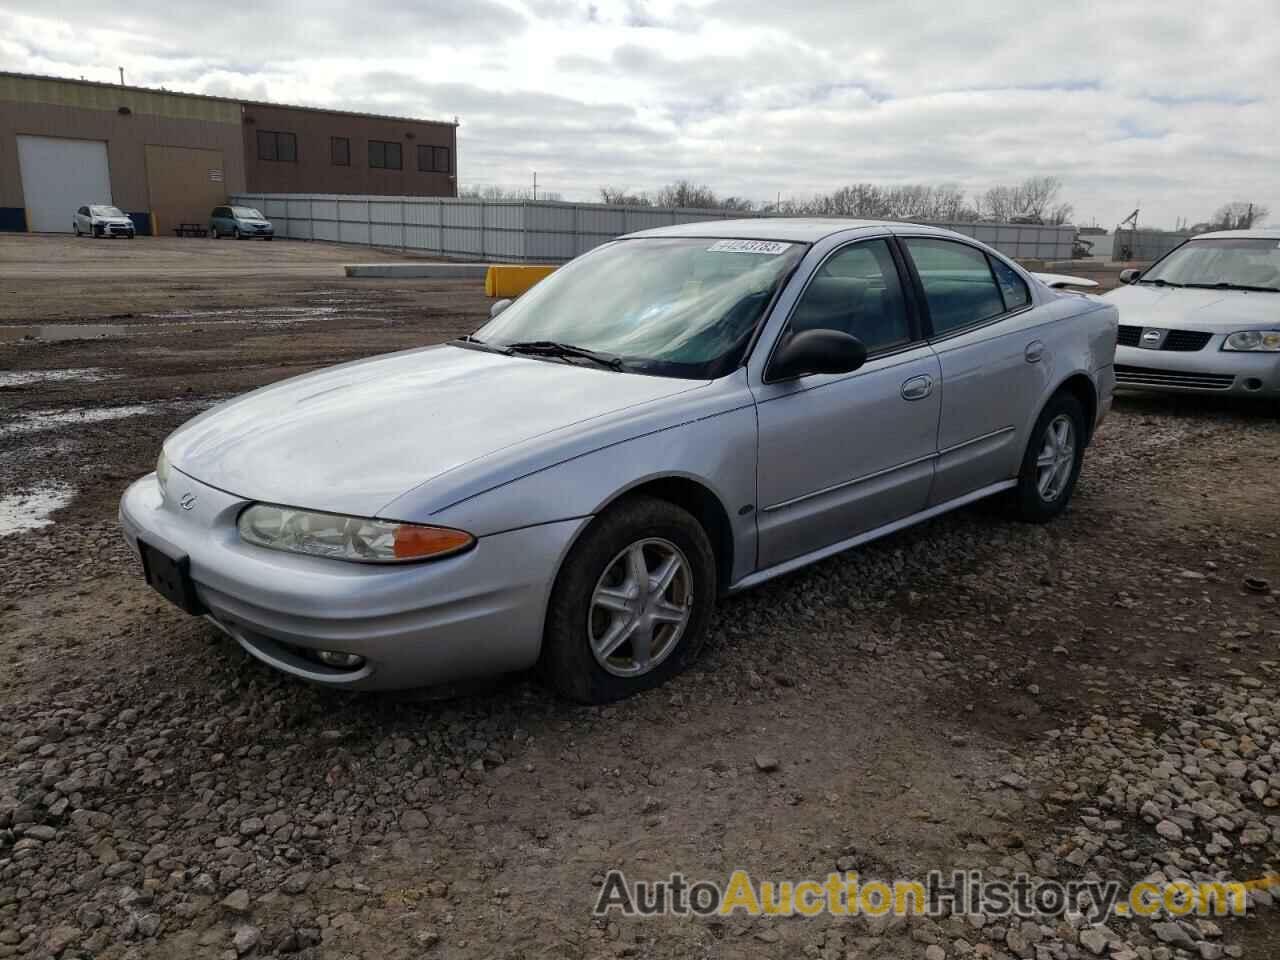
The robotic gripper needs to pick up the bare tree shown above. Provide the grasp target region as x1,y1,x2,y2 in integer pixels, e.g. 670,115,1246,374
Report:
653,180,723,210
598,187,652,206
1208,201,1269,230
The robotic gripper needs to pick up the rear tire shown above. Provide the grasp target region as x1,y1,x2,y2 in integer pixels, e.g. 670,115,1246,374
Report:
210,227,218,239
539,496,716,704
1011,392,1086,523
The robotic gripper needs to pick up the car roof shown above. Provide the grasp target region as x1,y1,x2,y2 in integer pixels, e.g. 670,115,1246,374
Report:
1192,228,1280,241
620,217,961,243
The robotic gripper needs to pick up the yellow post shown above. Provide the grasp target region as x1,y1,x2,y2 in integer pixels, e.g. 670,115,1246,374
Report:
485,265,558,298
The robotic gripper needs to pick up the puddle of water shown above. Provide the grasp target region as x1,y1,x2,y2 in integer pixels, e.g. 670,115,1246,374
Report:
0,367,118,387
0,324,129,342
142,306,340,322
0,404,157,438
0,483,75,536
0,398,218,439
0,303,386,342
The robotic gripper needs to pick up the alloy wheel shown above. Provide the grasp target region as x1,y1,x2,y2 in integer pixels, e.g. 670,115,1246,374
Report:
588,538,693,677
1035,414,1075,502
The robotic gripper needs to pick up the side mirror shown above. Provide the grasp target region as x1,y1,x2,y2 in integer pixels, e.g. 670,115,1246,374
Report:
768,329,868,382
1119,268,1141,284
489,298,513,319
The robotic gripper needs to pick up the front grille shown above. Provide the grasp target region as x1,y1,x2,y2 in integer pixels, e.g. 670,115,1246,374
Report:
1117,325,1213,352
1114,364,1234,390
1162,330,1213,351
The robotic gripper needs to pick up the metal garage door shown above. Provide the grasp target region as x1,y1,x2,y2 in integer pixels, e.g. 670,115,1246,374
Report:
145,145,225,236
16,136,112,233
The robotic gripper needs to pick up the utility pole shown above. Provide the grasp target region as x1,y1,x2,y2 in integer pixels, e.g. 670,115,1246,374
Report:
119,67,125,85
532,171,537,202
1246,202,1254,229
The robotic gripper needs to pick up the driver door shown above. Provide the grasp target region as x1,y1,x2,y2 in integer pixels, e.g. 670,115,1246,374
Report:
753,238,941,570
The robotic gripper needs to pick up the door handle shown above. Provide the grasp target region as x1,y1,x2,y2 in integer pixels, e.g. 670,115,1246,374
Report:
1025,340,1045,363
901,374,933,401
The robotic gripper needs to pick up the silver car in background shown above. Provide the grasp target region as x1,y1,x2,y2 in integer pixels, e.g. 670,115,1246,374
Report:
1106,229,1280,397
119,219,1116,703
73,204,136,238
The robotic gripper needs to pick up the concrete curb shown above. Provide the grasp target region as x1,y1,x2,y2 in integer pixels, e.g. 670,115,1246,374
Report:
344,263,492,279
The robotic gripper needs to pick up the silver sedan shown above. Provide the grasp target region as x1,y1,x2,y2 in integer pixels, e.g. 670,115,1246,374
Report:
1106,229,1280,397
119,219,1117,702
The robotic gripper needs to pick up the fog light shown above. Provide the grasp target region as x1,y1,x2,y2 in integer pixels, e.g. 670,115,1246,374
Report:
314,650,365,669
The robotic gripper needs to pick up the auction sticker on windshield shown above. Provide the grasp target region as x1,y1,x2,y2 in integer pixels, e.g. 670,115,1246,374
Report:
707,239,793,255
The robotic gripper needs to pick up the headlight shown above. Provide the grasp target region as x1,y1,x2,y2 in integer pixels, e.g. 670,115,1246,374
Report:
1222,330,1280,352
156,449,171,493
237,504,474,564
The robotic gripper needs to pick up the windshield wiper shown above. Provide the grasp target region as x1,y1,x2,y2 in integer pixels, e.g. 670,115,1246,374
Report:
1181,282,1279,293
505,340,624,371
449,335,512,356
1138,278,1182,287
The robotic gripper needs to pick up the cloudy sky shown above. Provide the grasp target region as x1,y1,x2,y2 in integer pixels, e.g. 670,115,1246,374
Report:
3,0,1276,227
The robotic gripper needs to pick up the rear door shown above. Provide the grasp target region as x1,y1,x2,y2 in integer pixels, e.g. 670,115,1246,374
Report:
897,235,1049,505
753,237,942,569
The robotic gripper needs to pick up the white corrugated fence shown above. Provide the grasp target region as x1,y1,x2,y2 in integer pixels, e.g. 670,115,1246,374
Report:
230,193,1077,262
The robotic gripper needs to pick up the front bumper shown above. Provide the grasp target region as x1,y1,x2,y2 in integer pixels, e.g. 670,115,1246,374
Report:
95,223,135,238
119,471,587,689
1114,344,1280,397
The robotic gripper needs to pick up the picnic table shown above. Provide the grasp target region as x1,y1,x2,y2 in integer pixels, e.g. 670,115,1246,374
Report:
173,223,208,238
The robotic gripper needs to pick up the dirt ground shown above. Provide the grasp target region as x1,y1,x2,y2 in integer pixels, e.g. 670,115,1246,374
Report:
1,236,1278,960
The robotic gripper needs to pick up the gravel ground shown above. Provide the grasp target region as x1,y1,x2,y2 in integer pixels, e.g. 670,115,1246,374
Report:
1,237,1278,960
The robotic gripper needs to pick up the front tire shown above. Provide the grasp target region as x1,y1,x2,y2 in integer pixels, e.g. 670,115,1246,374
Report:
1012,392,1086,522
539,496,717,704
233,227,242,240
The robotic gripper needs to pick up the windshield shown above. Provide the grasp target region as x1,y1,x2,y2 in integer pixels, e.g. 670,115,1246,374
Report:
1143,238,1280,289
471,237,806,378
232,207,265,219
90,205,126,218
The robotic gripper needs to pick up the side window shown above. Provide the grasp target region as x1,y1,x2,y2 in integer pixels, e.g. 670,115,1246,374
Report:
257,131,297,162
331,137,350,166
788,239,911,354
369,141,402,170
902,238,1006,336
989,257,1031,311
78,206,88,216
256,129,276,161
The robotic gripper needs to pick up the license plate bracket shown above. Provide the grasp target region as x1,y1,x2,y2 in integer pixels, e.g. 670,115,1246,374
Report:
139,540,204,615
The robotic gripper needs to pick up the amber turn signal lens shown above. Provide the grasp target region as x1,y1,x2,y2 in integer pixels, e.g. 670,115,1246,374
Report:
393,524,474,560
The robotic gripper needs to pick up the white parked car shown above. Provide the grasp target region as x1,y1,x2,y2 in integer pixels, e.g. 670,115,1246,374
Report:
1106,229,1280,397
74,204,136,239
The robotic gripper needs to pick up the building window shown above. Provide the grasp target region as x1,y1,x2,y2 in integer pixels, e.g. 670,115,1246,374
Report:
257,130,297,162
331,137,350,166
418,145,451,173
368,140,402,170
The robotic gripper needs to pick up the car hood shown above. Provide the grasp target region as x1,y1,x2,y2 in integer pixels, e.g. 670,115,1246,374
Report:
1105,284,1280,331
165,344,706,518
